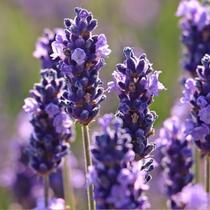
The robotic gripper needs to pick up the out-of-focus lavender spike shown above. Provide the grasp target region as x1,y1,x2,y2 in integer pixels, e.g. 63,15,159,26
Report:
0,112,83,209
177,0,210,76
34,197,66,210
89,114,150,209
172,184,209,210
23,69,73,175
109,47,165,160
181,54,210,155
158,116,193,209
33,29,65,78
51,8,111,125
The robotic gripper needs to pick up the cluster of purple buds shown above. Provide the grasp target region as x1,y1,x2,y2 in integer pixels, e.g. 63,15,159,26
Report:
176,0,210,76
172,184,209,210
51,7,111,125
11,143,42,209
89,114,151,210
109,47,165,160
158,116,193,209
182,54,210,155
23,69,73,175
33,29,64,74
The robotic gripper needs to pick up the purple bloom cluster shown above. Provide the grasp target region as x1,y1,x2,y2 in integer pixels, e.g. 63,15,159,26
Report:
159,116,193,209
51,7,111,125
89,114,150,210
182,54,210,155
109,47,164,160
23,69,73,175
33,29,59,70
173,184,209,210
35,197,66,210
11,143,42,209
177,0,210,76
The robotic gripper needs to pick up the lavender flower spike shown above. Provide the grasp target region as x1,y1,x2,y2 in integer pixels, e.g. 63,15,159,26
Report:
173,184,209,210
177,0,210,76
33,29,60,71
109,47,165,160
182,54,210,155
23,69,73,175
52,7,111,125
89,114,150,210
158,116,193,209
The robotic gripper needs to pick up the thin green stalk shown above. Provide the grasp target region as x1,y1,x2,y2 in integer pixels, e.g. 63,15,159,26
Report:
82,125,95,210
44,175,49,208
205,155,210,193
195,149,200,183
63,156,76,210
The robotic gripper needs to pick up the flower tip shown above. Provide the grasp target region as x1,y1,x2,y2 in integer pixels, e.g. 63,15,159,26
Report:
201,54,210,66
123,47,133,58
64,18,71,28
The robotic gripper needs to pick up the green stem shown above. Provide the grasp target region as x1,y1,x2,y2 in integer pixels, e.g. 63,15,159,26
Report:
44,175,49,208
63,156,76,210
205,156,210,193
82,125,95,210
195,149,200,183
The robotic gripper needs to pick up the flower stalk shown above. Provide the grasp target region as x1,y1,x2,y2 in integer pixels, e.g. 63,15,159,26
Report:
195,149,200,183
205,156,210,193
63,156,76,210
82,125,95,210
44,175,49,208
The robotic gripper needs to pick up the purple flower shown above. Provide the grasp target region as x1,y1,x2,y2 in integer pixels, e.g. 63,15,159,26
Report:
198,105,210,124
89,114,150,209
109,47,164,160
23,98,39,114
158,116,193,209
45,103,60,118
173,184,209,210
95,34,111,58
181,78,196,103
106,185,131,208
176,0,210,75
71,48,86,65
33,29,65,74
196,95,208,107
23,69,73,175
182,54,210,155
51,41,65,60
146,71,165,96
52,8,111,125
53,113,72,134
190,124,210,141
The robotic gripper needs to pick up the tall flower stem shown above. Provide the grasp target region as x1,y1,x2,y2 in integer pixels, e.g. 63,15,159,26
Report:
205,156,210,193
63,156,76,210
82,125,95,210
44,175,49,208
195,149,200,183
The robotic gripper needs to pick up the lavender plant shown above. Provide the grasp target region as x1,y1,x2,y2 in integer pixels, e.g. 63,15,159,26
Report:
50,8,111,209
182,54,210,155
158,116,193,209
89,114,150,210
23,69,73,175
177,0,210,76
51,7,111,125
23,68,73,207
109,47,165,160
